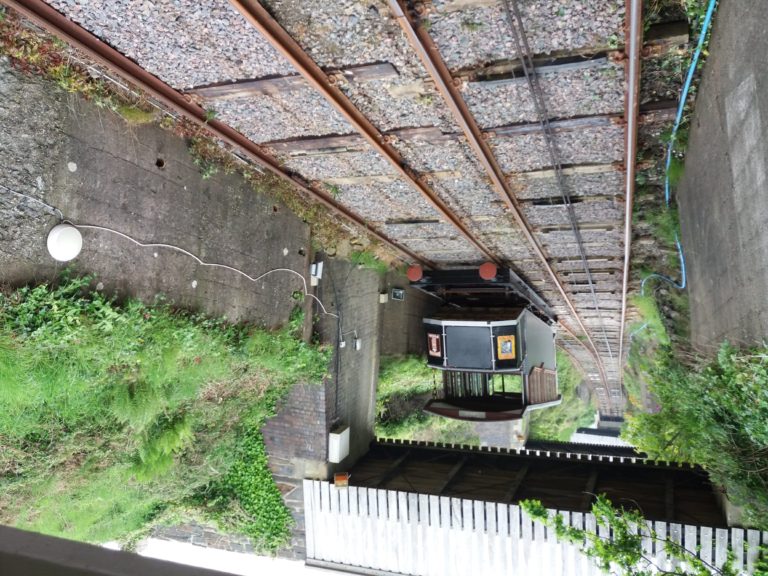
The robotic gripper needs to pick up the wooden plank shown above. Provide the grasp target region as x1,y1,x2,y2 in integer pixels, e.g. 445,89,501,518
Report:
510,505,521,569
437,455,469,495
304,480,317,560
669,523,682,571
580,469,599,511
683,524,697,557
486,502,499,575
358,488,372,569
521,504,534,567
498,504,511,573
350,487,363,567
441,0,498,11
267,133,365,154
731,528,744,573
323,169,460,187
490,115,616,138
338,62,400,83
655,521,668,572
375,490,387,571
474,500,488,574
715,528,729,570
391,125,460,144
700,526,713,567
387,491,399,574
569,512,584,576
439,497,452,576
450,498,465,573
188,62,398,100
747,529,761,573
373,450,411,488
511,163,619,181
338,486,350,566
644,21,690,48
503,464,530,502
665,474,675,521
396,491,410,574
319,482,332,562
475,57,609,90
428,495,441,576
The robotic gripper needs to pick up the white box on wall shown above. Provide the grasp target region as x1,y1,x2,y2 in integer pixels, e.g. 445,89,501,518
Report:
328,426,350,464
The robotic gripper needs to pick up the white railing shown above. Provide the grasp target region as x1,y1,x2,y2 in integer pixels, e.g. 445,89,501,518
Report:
304,480,766,576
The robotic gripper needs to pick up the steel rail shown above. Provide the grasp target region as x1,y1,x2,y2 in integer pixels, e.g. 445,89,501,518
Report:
227,0,501,266
501,0,615,369
617,0,644,383
1,0,435,269
387,0,608,385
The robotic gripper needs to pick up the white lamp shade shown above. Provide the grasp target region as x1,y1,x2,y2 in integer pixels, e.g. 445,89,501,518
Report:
47,224,83,262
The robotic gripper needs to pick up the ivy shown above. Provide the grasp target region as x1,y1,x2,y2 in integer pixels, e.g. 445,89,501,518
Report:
521,495,761,576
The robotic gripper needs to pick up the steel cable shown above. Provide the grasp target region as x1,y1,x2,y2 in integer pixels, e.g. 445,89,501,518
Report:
500,0,614,363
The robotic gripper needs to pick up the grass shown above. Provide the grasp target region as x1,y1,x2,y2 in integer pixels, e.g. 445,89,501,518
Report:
376,355,435,412
349,250,390,275
0,275,331,550
528,350,596,442
377,412,479,445
374,355,479,444
115,104,156,126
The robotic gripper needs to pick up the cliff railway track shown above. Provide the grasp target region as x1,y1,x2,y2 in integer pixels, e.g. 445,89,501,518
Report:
1,0,686,418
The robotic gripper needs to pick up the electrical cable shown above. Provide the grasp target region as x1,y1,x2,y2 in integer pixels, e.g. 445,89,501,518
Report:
0,183,64,220
500,0,614,362
66,221,339,319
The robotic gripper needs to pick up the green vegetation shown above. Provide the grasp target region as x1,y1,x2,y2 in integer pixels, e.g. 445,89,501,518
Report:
349,249,390,275
623,344,768,529
460,20,484,32
522,495,757,576
374,355,478,445
115,104,157,126
0,276,331,550
377,412,480,445
528,350,595,441
376,355,435,415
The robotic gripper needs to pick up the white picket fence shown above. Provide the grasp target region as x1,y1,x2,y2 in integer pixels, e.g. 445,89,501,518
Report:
304,480,765,575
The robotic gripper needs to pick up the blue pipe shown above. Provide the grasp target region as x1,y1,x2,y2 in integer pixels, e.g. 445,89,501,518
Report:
633,0,717,340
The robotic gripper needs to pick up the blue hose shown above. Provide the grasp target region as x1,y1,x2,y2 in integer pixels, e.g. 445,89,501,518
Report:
664,0,719,207
634,0,717,338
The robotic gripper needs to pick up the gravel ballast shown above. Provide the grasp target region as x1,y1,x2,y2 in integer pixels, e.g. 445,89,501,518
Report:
210,89,352,143
511,171,624,200
47,0,295,89
428,0,625,71
335,179,440,225
490,124,625,173
281,148,397,181
523,200,623,228
464,63,626,127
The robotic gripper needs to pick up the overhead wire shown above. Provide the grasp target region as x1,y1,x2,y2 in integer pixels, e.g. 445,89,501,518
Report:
500,0,614,362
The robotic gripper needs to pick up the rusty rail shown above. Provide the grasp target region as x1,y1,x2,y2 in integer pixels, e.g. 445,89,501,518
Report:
227,0,501,266
388,0,608,385
618,0,644,387
1,0,435,268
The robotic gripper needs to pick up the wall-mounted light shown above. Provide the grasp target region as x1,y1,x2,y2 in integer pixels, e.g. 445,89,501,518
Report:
46,224,82,262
